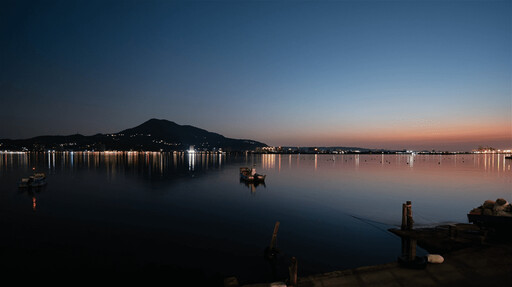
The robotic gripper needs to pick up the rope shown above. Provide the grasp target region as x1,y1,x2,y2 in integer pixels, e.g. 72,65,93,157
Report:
412,211,444,227
350,215,400,227
350,215,399,238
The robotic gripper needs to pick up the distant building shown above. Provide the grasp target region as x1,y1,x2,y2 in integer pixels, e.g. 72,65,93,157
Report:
257,146,276,153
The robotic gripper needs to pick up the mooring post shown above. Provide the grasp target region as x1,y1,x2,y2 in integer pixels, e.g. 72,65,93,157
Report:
270,221,280,250
406,201,413,230
289,257,298,287
408,238,417,261
401,237,417,262
401,237,407,258
401,203,407,230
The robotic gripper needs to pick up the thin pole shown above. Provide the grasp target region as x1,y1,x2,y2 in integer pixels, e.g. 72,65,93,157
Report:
270,221,280,250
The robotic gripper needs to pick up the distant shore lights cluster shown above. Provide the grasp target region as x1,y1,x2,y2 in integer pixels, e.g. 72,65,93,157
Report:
473,149,512,154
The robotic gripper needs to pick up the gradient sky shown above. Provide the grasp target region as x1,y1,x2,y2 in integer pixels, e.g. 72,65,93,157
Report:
1,0,511,151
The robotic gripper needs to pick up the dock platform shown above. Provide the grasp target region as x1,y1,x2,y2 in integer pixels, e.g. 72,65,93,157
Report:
238,223,512,287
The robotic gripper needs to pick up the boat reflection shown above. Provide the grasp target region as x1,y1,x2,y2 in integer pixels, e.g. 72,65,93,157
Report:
239,178,266,194
18,187,44,212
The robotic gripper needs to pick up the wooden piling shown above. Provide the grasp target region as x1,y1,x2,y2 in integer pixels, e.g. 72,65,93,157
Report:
401,203,407,230
406,201,413,230
265,221,281,260
401,237,417,261
289,257,298,287
408,238,417,261
270,221,280,250
400,237,407,259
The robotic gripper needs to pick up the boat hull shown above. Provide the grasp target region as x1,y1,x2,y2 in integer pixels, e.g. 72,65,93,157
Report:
467,213,512,230
239,167,266,182
18,181,47,188
18,174,47,188
240,173,266,182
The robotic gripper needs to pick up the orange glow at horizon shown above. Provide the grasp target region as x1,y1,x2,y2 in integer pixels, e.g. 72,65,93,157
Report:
268,121,512,150
352,123,510,143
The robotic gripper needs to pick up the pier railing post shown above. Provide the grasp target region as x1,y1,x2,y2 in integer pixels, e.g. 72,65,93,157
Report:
289,257,298,287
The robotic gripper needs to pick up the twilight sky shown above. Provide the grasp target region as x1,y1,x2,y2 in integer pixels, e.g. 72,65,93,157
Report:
1,0,511,151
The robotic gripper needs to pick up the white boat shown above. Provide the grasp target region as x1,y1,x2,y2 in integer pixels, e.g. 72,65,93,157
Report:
240,167,266,182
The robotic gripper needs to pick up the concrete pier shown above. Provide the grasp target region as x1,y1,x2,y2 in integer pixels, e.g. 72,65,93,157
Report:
242,245,512,287
238,223,512,287
295,244,512,286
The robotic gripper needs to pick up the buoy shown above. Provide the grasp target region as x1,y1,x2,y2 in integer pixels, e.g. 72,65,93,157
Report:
427,254,444,264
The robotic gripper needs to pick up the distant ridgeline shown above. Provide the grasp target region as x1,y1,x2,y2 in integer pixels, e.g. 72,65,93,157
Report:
0,119,267,152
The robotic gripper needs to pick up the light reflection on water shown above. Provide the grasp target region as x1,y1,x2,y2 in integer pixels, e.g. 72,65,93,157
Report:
1,151,227,174
2,152,511,224
0,152,511,283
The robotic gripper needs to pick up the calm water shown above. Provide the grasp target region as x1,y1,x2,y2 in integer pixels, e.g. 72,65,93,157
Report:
1,152,511,283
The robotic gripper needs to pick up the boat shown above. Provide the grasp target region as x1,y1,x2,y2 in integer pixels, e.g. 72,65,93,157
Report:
467,198,512,231
19,172,47,188
33,172,46,179
240,167,266,182
467,213,512,229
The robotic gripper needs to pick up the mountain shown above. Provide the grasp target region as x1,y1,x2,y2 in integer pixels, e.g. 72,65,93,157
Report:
0,119,267,152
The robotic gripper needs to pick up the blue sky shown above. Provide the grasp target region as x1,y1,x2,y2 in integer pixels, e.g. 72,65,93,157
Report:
1,0,511,150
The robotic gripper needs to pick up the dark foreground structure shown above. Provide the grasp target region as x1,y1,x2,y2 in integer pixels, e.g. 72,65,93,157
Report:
234,202,512,287
235,223,512,287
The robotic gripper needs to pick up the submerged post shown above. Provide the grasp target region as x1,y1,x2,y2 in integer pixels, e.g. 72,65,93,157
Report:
289,257,298,287
270,221,280,250
265,221,281,260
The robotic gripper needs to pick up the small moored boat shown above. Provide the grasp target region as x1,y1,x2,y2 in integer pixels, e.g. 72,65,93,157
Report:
19,172,47,188
467,198,512,230
240,167,266,182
